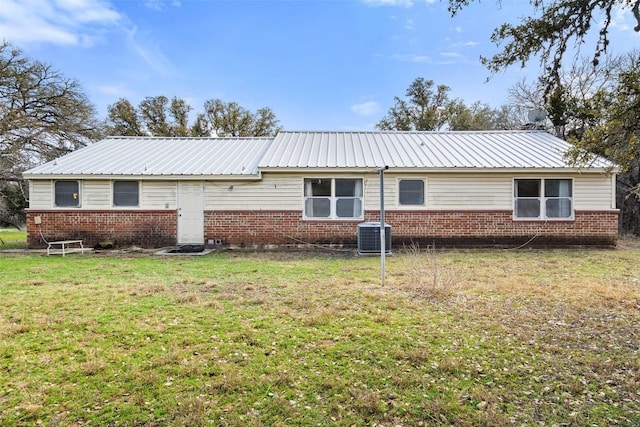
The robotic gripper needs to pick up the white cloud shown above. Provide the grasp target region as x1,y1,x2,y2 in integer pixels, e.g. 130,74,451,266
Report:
391,53,431,62
96,83,132,98
464,41,480,47
0,0,121,46
144,0,182,11
351,101,381,117
0,0,177,78
440,51,462,58
125,26,177,78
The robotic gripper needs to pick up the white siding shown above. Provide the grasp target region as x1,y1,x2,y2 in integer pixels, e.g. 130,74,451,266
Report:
205,175,301,210
141,181,177,209
363,175,395,210
202,172,616,212
28,172,616,213
83,180,111,209
427,175,512,210
29,180,52,209
574,175,615,210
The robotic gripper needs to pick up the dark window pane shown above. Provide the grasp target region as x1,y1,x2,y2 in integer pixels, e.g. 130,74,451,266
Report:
515,179,540,197
336,198,362,217
546,198,572,218
335,179,359,197
515,199,540,218
304,179,331,196
545,179,572,197
305,198,330,217
55,181,79,207
399,180,424,205
113,181,139,206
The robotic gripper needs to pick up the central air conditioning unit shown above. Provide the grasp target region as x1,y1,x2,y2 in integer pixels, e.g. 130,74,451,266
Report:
357,222,391,255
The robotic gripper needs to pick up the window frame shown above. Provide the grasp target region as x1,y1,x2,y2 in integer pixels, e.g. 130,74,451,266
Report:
54,180,81,208
303,177,364,220
513,178,574,220
112,180,140,208
397,178,426,207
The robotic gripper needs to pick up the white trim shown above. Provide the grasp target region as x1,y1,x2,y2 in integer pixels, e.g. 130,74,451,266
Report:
396,177,427,208
257,166,617,174
25,174,262,181
513,177,574,221
111,179,141,208
53,179,82,208
302,177,365,220
611,173,617,210
177,181,205,244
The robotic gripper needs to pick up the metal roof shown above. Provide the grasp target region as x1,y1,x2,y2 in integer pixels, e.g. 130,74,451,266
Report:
23,131,613,179
259,130,613,170
24,136,273,178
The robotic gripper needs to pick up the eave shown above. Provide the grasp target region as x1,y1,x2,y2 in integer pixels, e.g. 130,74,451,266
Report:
257,166,618,175
23,172,263,181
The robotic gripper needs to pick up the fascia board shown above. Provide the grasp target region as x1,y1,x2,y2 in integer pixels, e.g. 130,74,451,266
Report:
22,173,263,181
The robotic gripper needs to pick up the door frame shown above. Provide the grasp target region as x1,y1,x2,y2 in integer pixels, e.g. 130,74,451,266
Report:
177,181,205,244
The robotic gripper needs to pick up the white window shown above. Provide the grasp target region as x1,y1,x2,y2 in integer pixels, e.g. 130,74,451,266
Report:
113,181,139,207
54,181,80,207
399,179,425,206
304,178,363,219
514,178,573,219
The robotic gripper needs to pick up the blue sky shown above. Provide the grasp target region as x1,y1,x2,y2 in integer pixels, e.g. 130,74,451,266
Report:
1,0,639,131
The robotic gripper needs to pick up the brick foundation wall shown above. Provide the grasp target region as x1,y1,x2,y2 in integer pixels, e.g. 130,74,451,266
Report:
205,209,619,248
26,210,178,248
26,209,619,249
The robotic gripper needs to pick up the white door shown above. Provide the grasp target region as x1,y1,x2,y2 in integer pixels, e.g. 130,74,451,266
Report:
178,182,204,244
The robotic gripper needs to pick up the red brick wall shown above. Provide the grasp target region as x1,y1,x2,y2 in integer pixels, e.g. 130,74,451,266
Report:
26,210,177,248
26,209,619,249
205,209,619,247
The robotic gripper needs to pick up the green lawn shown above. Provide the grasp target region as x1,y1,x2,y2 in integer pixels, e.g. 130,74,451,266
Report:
0,229,26,250
1,246,639,426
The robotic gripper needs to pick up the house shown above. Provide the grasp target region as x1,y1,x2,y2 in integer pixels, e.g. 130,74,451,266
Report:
23,130,619,249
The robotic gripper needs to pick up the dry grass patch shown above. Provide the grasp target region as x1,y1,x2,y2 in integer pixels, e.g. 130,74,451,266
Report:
1,248,639,426
394,243,463,301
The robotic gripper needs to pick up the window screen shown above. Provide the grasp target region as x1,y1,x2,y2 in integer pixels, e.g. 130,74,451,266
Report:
55,181,80,207
113,181,139,207
399,180,425,205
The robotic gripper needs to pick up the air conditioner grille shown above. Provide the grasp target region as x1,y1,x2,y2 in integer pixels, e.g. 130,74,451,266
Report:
357,222,391,254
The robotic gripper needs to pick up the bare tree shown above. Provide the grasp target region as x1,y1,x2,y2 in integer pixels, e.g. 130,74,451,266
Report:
0,42,102,227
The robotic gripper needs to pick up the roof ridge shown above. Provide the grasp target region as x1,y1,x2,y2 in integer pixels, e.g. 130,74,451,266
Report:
277,130,546,134
105,135,274,140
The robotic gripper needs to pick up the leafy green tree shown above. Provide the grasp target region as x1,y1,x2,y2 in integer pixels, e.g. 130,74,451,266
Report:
0,42,102,227
579,59,640,234
190,113,210,137
139,96,171,136
447,0,640,94
447,101,499,130
377,77,515,131
106,98,141,136
107,97,280,138
169,97,192,137
534,52,639,234
377,78,452,131
109,96,192,137
202,99,281,137
252,107,281,137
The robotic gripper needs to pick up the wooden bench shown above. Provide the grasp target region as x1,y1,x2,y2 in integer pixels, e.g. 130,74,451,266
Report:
47,240,84,256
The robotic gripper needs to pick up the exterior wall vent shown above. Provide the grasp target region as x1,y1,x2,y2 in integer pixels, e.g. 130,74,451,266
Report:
357,222,391,254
